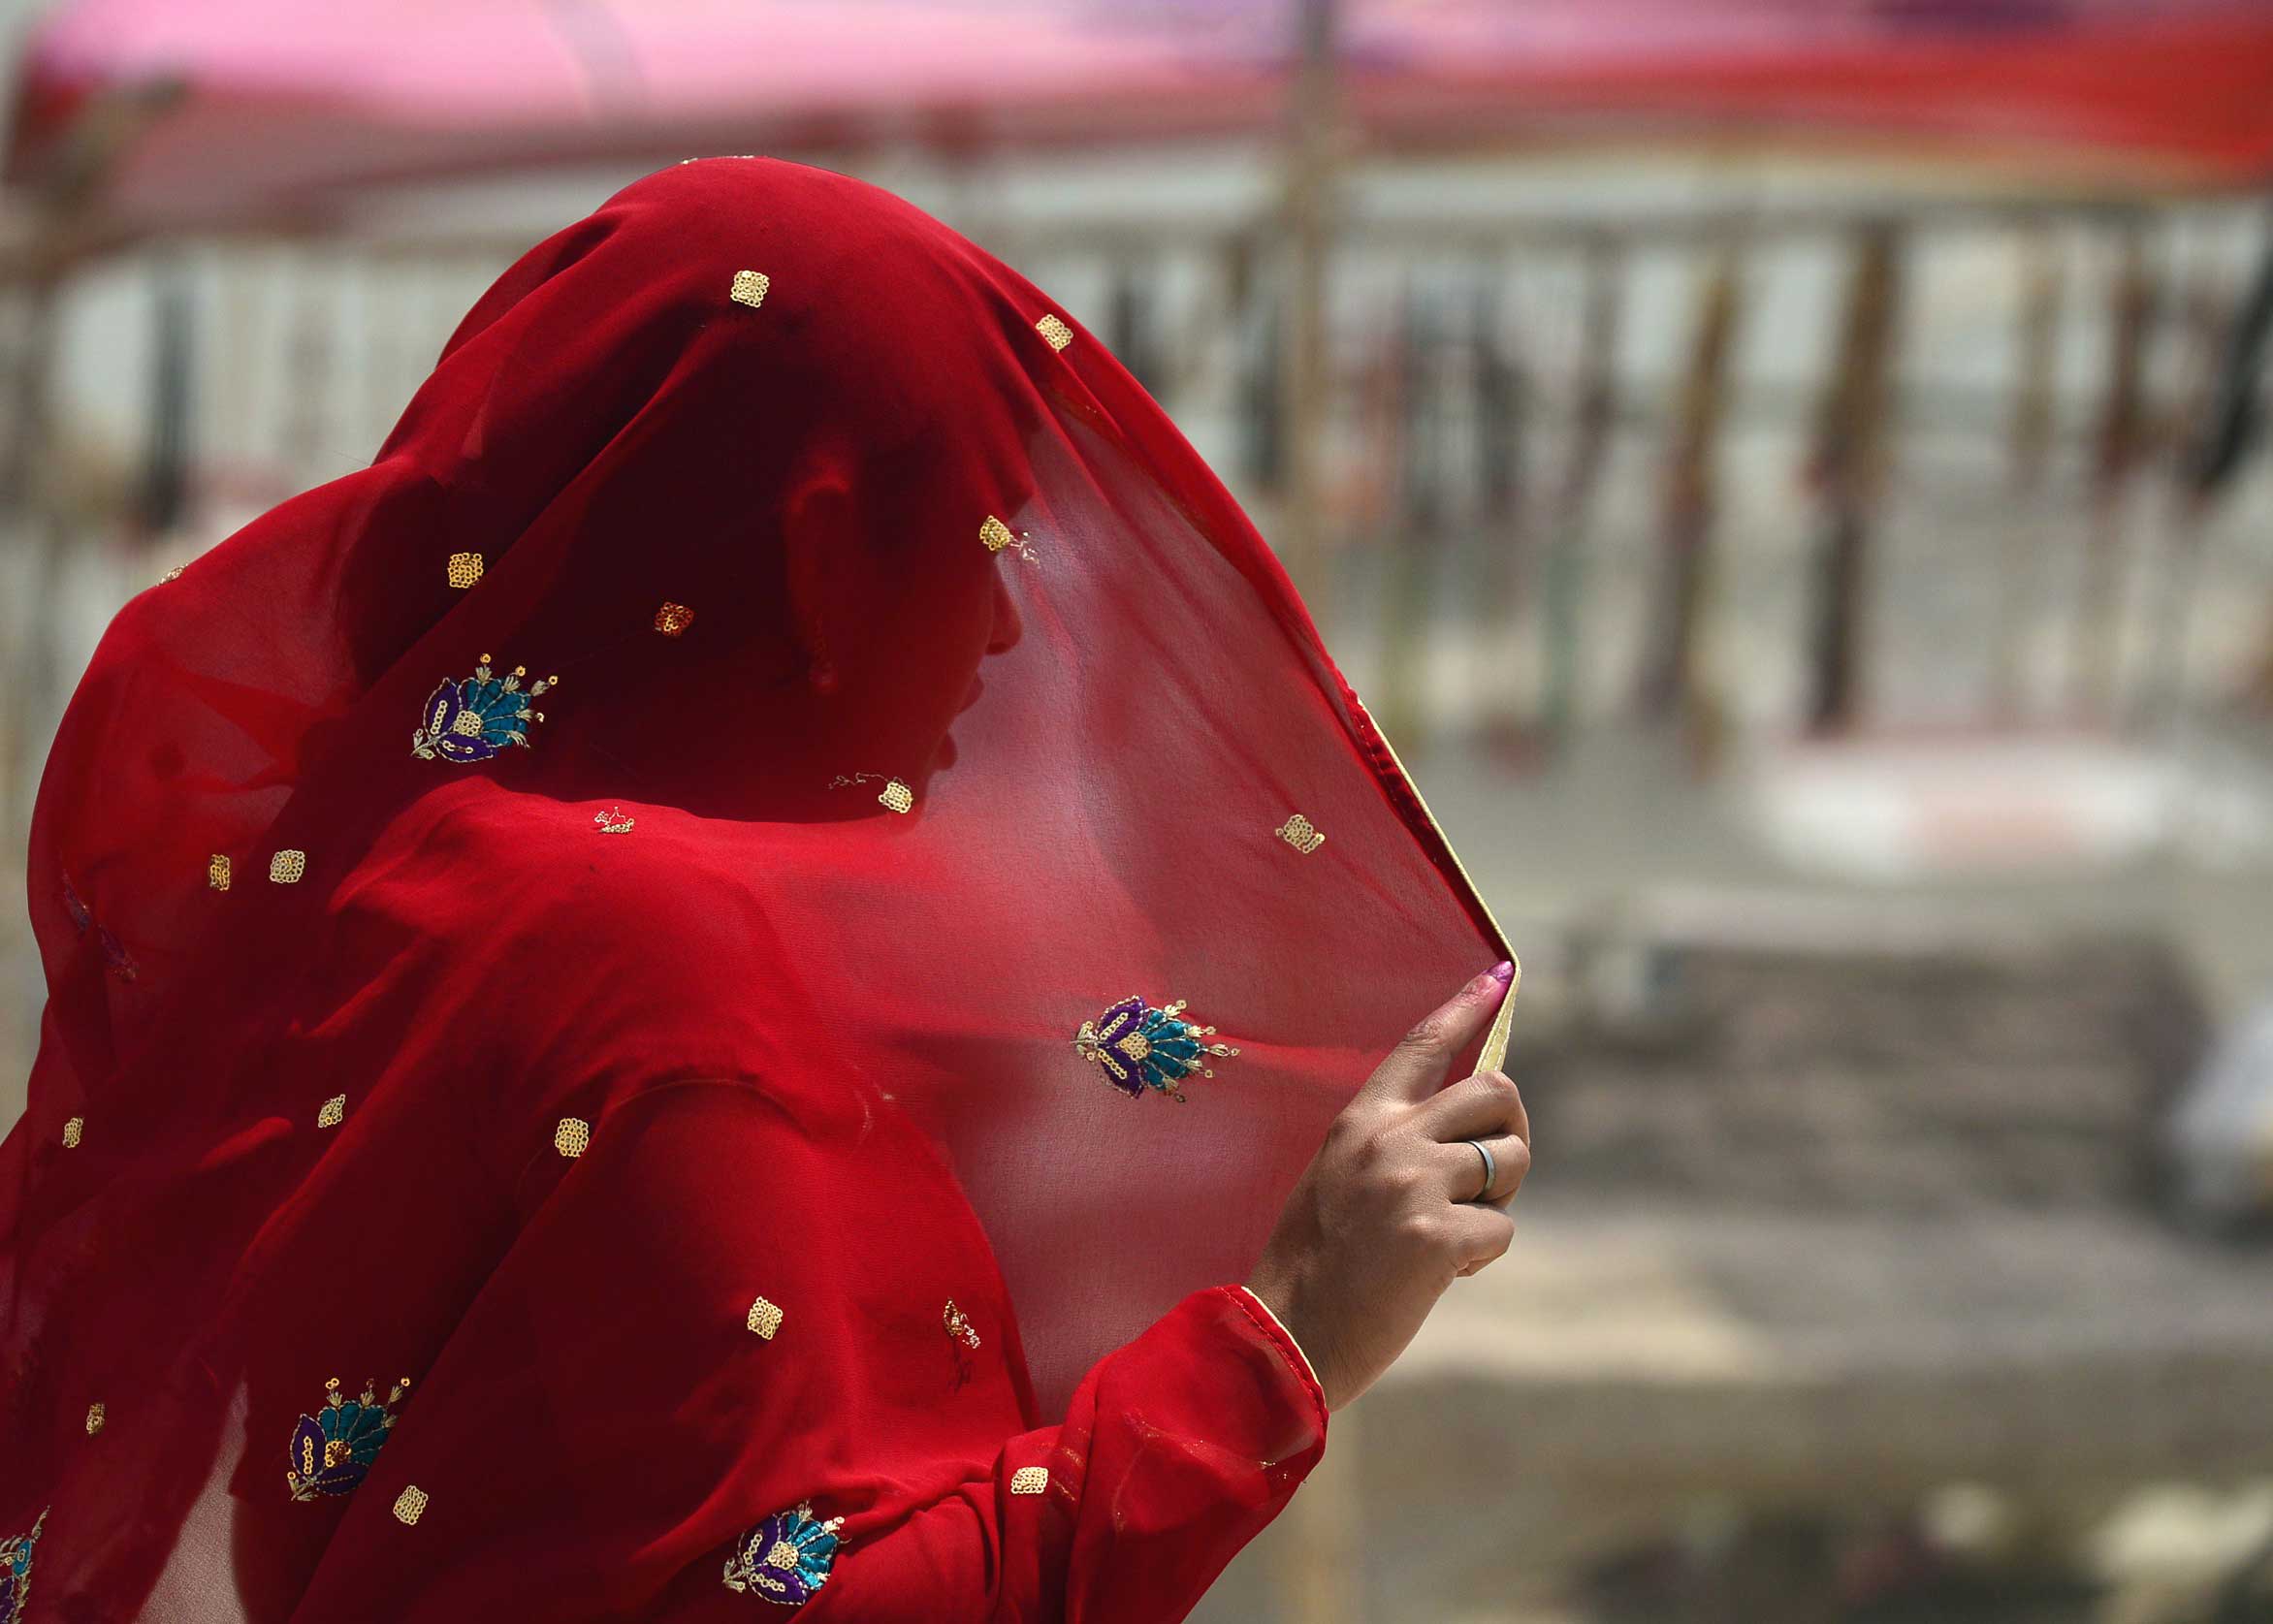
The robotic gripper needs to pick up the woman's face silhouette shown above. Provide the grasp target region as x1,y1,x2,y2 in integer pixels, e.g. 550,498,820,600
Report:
780,462,1028,806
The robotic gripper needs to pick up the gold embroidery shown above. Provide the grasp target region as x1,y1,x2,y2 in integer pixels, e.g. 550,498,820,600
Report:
84,1402,105,1436
593,808,636,835
554,1119,591,1159
1035,314,1073,352
1276,813,1325,854
747,1296,784,1339
61,1117,82,1149
730,270,770,309
1010,1467,1048,1494
317,1095,346,1129
392,1485,429,1525
943,1300,980,1350
1481,966,1518,1075
828,773,914,814
979,515,1037,561
269,849,307,885
445,552,484,589
208,854,232,890
654,602,695,638
159,564,187,583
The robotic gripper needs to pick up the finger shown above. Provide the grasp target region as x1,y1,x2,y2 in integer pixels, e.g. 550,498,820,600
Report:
1415,1068,1529,1150
1446,1202,1517,1276
1359,962,1517,1108
1434,1131,1531,1205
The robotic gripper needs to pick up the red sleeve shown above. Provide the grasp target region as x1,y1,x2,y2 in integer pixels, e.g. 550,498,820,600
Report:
288,1078,1326,1624
797,1285,1328,1624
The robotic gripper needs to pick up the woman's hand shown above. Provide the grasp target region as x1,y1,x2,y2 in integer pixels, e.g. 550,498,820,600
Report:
1245,962,1526,1412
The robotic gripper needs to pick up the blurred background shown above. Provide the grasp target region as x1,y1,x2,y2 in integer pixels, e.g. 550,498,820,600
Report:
4,1,2273,1619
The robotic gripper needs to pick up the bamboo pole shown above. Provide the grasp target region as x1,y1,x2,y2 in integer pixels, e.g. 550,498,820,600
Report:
1638,240,1743,730
2069,222,2159,722
2132,269,2229,736
1803,222,1904,736
2173,225,2273,718
1275,0,1341,609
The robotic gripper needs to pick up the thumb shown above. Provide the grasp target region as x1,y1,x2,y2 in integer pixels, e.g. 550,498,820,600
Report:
1359,962,1516,1108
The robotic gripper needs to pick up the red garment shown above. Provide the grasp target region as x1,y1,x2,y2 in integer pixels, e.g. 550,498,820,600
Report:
1,159,1508,1620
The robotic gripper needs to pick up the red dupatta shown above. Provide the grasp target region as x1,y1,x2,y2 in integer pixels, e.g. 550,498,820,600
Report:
1,159,1508,1620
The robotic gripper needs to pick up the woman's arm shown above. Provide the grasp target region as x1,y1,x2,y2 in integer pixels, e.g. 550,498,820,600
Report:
784,1284,1325,1624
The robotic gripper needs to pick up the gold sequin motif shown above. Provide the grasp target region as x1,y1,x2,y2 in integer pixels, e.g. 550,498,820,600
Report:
654,601,695,637
445,552,484,589
61,1117,83,1149
1010,1467,1049,1494
317,1095,346,1129
730,270,769,309
554,1118,591,1159
270,849,306,884
828,773,914,814
1276,813,1326,854
1035,314,1073,352
593,808,636,835
979,515,1037,560
208,853,232,891
747,1296,784,1339
943,1299,980,1350
159,564,187,583
392,1485,429,1525
84,1402,105,1436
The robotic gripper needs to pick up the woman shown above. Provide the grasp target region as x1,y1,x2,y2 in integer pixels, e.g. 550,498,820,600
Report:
0,159,1526,1621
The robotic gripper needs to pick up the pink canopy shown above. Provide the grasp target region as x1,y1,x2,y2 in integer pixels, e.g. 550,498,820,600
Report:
11,1,2273,239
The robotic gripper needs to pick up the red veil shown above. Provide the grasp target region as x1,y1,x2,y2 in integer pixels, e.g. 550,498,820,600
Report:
1,160,1509,1619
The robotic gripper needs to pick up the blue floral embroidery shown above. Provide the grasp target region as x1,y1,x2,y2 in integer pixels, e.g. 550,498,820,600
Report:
0,1510,46,1624
410,655,555,763
286,1377,410,1501
1073,996,1240,1103
722,1501,844,1606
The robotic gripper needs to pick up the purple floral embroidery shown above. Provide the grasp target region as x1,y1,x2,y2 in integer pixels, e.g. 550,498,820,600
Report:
722,1502,843,1606
1072,995,1240,1103
286,1377,410,1501
410,656,555,764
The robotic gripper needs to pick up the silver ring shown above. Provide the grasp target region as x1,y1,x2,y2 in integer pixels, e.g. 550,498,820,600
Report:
1462,1138,1496,1203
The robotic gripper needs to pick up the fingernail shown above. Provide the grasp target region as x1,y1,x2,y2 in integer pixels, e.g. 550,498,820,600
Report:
1489,960,1515,985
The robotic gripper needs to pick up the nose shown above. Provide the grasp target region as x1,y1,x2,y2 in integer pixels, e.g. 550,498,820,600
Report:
985,572,1024,656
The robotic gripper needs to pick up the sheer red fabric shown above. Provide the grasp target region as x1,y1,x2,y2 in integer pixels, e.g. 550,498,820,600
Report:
0,159,1509,1620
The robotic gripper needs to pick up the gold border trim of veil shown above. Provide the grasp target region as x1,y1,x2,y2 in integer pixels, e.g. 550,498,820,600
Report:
1348,695,1518,1075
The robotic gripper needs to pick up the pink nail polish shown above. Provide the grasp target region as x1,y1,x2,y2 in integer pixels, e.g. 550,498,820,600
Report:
1488,960,1514,985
